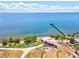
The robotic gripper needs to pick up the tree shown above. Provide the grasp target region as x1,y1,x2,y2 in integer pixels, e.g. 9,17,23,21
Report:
31,35,37,43
55,35,60,40
69,37,76,44
76,32,79,34
14,38,20,44
37,38,43,44
60,35,66,41
24,40,31,44
71,33,76,37
2,39,8,46
24,35,37,44
50,35,56,39
8,37,14,43
67,34,71,37
50,35,53,38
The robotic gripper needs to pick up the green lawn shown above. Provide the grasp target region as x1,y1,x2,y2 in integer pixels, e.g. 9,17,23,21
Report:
0,39,43,48
0,43,40,48
74,44,79,50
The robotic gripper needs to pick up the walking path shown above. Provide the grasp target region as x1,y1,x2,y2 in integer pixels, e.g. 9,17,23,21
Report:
0,44,43,58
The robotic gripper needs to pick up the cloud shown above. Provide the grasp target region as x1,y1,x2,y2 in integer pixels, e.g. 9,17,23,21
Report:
0,2,79,12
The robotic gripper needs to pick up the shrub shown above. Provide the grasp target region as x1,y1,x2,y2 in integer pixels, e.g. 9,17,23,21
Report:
24,35,37,44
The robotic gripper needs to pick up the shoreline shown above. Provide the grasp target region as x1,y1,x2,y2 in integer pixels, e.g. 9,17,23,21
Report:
0,29,78,39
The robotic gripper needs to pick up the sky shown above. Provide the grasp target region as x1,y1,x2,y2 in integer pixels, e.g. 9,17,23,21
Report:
0,1,79,12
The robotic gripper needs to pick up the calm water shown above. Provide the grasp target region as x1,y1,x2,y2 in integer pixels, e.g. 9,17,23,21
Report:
0,13,79,38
